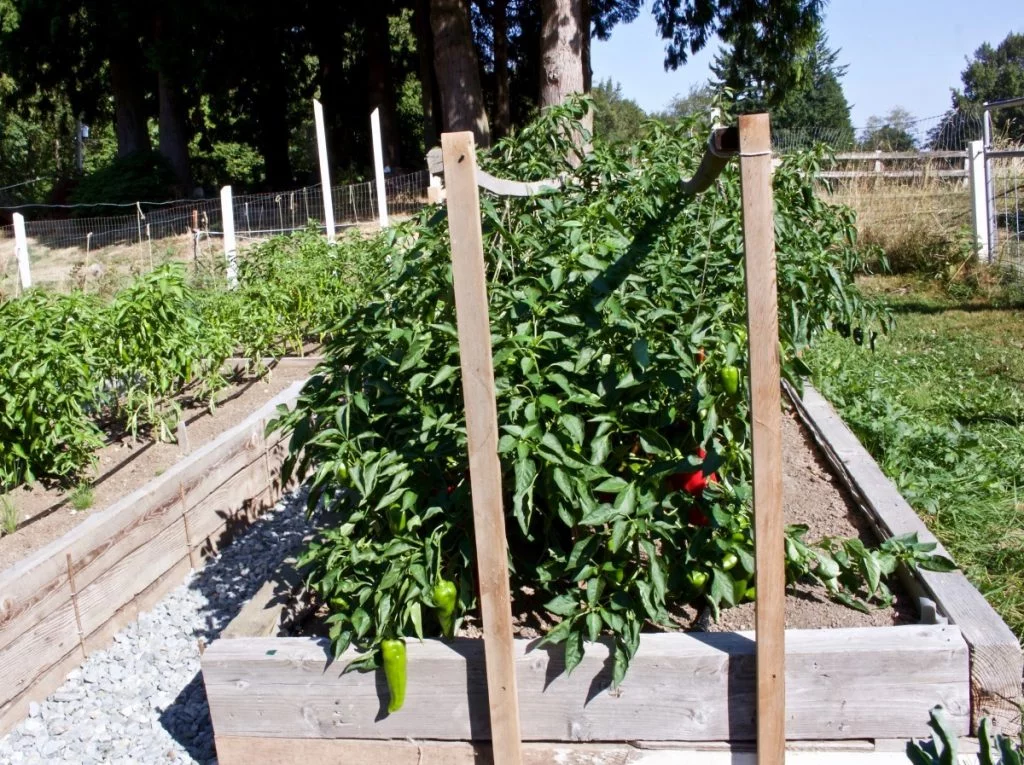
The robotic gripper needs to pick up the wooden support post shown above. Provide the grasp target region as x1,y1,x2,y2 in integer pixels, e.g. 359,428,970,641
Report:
441,131,522,765
370,108,389,228
220,185,239,287
12,213,30,291
313,99,337,244
738,113,785,765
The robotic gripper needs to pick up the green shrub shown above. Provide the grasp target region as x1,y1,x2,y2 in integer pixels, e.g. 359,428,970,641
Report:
70,150,177,210
272,100,949,684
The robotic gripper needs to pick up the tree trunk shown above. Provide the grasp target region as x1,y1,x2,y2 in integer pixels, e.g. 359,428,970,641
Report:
540,0,591,134
156,73,191,192
366,8,401,169
256,72,293,189
430,0,490,147
493,0,510,139
151,12,192,191
414,0,441,151
581,0,592,94
108,47,151,158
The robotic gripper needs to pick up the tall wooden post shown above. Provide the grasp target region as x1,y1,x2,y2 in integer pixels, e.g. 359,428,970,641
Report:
313,99,337,243
738,113,786,765
371,108,390,228
441,131,522,765
12,213,30,291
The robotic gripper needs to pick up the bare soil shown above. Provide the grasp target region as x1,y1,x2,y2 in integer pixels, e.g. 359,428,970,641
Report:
0,362,312,571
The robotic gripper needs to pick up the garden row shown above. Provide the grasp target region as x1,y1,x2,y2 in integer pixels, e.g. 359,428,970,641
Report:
0,228,387,498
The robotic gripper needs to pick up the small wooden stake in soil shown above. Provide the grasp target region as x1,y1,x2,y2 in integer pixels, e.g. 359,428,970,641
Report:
65,554,87,659
441,131,523,765
738,113,785,765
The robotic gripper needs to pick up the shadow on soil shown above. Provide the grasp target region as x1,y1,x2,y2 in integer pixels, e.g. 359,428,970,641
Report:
157,489,317,764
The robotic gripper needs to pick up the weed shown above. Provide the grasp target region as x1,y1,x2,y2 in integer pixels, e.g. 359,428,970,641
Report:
69,483,94,511
1,495,16,535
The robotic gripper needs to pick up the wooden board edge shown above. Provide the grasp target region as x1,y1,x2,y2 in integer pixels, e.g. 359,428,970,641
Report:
0,378,307,591
211,737,928,765
785,381,1023,734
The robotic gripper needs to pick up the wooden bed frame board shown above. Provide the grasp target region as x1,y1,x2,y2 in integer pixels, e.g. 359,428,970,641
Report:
202,625,969,744
0,369,315,735
785,382,1023,734
211,737,925,765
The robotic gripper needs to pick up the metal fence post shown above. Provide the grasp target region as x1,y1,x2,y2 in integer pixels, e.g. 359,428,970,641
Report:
221,185,238,287
371,108,389,229
13,213,31,291
983,105,997,258
968,140,991,261
313,98,337,243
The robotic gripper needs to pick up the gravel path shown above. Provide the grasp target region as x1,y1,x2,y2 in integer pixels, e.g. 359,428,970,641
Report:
0,490,314,765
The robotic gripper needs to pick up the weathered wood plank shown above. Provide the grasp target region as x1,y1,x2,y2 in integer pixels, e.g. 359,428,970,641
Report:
221,560,306,639
213,737,916,765
0,600,81,716
0,643,81,735
442,130,523,765
788,383,1023,734
0,380,305,735
738,112,786,765
185,457,270,546
75,518,188,637
202,626,969,743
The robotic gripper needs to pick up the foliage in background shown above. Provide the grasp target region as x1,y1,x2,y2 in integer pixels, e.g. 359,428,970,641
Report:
0,230,376,492
69,151,178,210
712,30,855,149
808,277,1024,637
859,107,917,151
273,100,947,686
592,79,648,146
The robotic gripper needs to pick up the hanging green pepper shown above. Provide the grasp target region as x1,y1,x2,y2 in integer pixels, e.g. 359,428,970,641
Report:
432,579,458,637
385,505,406,534
720,365,740,395
381,639,407,713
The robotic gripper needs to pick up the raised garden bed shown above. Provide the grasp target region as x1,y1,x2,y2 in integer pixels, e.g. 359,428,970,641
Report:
200,385,1020,761
0,364,316,734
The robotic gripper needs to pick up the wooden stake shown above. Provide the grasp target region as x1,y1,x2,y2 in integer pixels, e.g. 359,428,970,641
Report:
313,99,337,243
65,554,87,659
441,131,522,765
739,113,786,765
180,484,199,570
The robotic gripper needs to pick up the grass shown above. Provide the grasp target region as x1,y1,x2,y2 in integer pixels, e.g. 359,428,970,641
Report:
69,482,94,511
807,274,1024,638
1,495,17,535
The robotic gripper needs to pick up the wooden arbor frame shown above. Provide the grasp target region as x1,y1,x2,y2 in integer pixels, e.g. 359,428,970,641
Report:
440,114,785,765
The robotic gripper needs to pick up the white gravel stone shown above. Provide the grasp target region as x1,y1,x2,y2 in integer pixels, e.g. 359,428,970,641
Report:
0,491,315,765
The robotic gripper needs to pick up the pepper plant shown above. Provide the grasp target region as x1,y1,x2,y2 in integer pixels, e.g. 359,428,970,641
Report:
275,100,948,686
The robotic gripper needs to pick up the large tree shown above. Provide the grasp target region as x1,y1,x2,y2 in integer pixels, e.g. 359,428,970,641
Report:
957,32,1024,141
430,0,490,146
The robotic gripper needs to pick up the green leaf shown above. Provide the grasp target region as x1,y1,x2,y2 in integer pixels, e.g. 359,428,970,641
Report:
545,593,579,616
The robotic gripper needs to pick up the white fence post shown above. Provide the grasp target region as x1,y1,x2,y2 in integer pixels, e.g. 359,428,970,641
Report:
13,213,31,290
313,99,336,243
220,185,238,287
371,108,389,228
968,140,991,261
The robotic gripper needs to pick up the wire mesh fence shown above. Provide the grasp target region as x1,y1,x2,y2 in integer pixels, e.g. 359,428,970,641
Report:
772,112,985,153
0,170,429,296
987,151,1024,271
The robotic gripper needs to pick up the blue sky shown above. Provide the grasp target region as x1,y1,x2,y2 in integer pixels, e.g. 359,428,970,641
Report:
591,1,1021,129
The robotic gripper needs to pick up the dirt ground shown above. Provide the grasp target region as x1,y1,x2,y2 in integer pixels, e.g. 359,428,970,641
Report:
0,363,312,571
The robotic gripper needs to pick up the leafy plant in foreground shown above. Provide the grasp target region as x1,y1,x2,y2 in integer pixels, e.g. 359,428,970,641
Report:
907,706,1023,765
274,99,949,685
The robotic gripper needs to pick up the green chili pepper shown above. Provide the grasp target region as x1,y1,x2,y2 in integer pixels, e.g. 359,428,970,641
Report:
386,505,406,534
720,365,740,395
381,639,407,713
432,579,457,637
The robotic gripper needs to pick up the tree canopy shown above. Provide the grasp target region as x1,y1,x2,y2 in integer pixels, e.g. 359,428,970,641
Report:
0,0,827,206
